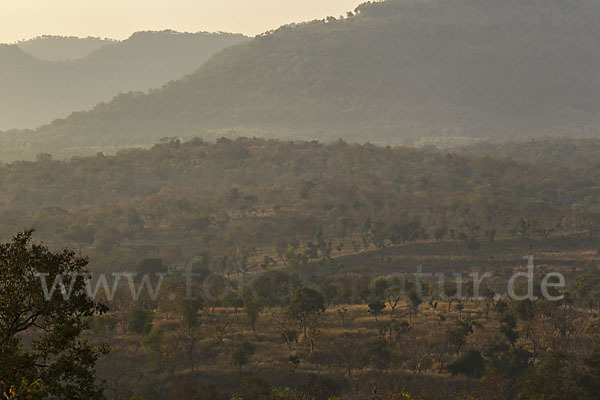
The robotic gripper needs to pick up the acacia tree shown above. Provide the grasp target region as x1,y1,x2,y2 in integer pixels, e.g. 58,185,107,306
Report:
0,231,107,398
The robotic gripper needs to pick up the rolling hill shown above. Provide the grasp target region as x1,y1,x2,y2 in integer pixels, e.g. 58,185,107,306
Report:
0,30,248,131
3,0,600,161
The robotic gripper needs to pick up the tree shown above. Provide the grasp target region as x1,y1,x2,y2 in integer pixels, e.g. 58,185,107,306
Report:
483,287,496,319
368,299,386,322
141,327,164,372
272,310,300,351
404,327,432,374
368,298,387,339
134,258,166,276
446,319,473,356
207,274,227,311
408,289,422,324
179,297,204,372
181,297,203,329
224,291,244,317
336,306,348,327
500,312,520,346
127,306,153,334
383,213,424,244
443,280,458,311
484,342,531,381
434,225,448,241
242,287,264,332
0,231,107,398
365,339,391,371
306,313,322,353
331,332,363,380
232,341,256,372
518,351,580,400
288,288,325,339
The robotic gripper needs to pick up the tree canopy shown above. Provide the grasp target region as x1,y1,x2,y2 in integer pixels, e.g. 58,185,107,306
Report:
0,231,107,398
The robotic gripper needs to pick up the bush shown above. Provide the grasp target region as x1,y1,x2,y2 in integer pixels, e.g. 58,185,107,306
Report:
447,349,486,378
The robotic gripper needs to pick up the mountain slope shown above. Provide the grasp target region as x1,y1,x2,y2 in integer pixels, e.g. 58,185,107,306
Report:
16,36,113,61
4,0,600,160
0,31,248,131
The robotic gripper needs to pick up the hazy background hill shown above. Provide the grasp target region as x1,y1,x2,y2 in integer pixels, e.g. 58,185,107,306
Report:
16,35,114,61
3,0,600,161
0,30,248,130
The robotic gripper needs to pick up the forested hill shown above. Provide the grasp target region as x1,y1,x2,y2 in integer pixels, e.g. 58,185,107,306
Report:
1,137,599,273
16,35,113,61
455,137,600,168
0,31,248,131
3,0,600,161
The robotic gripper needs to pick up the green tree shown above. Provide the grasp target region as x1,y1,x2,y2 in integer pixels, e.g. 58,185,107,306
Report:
127,306,153,334
0,231,107,398
181,297,203,329
232,341,256,372
364,339,391,371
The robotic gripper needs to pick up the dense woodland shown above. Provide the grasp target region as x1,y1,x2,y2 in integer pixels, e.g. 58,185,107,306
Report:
1,137,599,273
455,137,600,168
1,137,600,398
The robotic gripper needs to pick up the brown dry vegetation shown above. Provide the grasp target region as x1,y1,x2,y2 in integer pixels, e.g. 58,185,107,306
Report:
88,236,600,400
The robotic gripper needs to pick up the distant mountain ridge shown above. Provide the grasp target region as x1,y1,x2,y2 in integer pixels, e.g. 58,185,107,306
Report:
16,36,114,61
3,0,600,161
0,30,248,130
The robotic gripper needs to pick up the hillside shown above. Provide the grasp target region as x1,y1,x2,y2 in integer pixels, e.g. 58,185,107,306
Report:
2,137,600,399
1,136,599,272
16,35,113,61
2,0,600,161
455,137,600,168
0,30,248,131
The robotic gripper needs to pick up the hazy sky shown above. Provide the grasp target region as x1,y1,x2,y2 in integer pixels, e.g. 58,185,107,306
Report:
1,0,361,43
